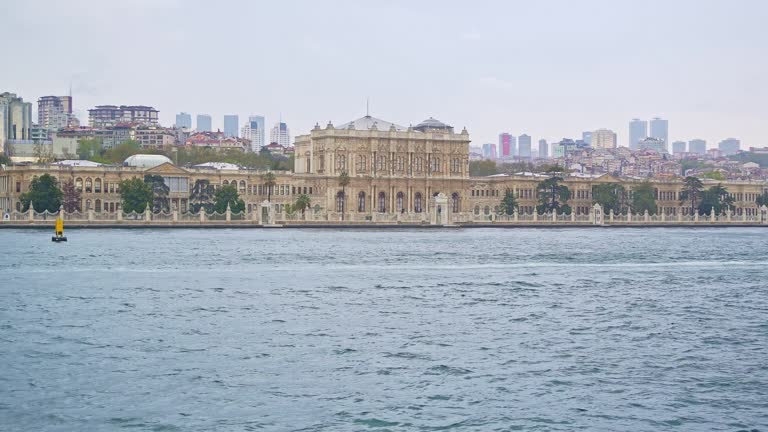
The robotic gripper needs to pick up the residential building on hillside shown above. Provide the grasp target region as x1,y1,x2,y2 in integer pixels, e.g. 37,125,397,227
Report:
88,105,158,128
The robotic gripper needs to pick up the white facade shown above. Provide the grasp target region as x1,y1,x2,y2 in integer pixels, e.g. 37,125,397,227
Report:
592,129,617,149
270,121,290,147
241,115,265,152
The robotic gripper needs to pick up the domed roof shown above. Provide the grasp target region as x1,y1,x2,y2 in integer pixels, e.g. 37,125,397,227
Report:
124,154,173,168
413,117,452,132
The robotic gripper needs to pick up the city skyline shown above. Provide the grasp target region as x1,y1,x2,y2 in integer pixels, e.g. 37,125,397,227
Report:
3,1,767,148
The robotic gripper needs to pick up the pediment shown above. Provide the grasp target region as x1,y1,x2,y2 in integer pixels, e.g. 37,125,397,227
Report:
145,162,189,175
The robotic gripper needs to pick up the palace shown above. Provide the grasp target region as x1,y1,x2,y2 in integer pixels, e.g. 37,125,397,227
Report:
1,114,767,222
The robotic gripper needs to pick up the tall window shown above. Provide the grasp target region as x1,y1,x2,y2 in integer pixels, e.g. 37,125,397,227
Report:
414,192,423,213
451,158,460,173
336,191,345,212
85,177,92,193
396,156,405,172
451,192,460,213
336,154,346,171
376,155,386,172
356,155,367,173
358,191,366,212
415,157,423,173
430,157,440,173
305,152,311,172
396,192,404,212
94,178,102,193
378,192,386,213
75,178,83,192
319,153,325,171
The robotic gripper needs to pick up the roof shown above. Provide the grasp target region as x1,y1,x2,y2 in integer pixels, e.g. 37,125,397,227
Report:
414,117,452,131
52,160,103,167
124,154,173,168
337,115,407,131
193,162,241,170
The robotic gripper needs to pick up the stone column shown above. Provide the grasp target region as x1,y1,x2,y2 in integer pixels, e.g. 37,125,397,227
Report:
571,211,575,222
627,211,632,223
145,204,152,222
28,202,34,221
694,211,699,223
88,209,94,222
552,211,557,223
226,203,231,222
644,210,649,223
761,205,768,224
727,208,732,223
610,211,614,224
678,208,683,223
513,210,518,223
533,211,538,223
199,207,206,223
172,210,178,223
660,211,665,223
117,209,123,222
59,205,65,221
710,207,715,223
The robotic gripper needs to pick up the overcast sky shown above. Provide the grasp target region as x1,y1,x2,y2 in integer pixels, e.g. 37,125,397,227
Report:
3,0,767,149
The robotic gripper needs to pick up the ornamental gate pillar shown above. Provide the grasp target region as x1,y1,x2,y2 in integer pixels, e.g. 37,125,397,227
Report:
430,193,448,225
592,203,603,226
761,205,768,224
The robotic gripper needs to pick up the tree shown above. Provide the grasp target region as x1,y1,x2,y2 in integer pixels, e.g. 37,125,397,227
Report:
536,174,571,214
631,181,657,215
144,174,170,213
338,170,350,220
498,190,518,215
756,191,768,208
119,177,152,214
294,194,311,217
77,138,103,160
698,184,734,215
592,183,628,215
61,179,82,212
213,184,245,213
20,174,62,212
262,171,277,202
0,153,11,165
189,179,214,213
469,160,497,176
679,176,704,216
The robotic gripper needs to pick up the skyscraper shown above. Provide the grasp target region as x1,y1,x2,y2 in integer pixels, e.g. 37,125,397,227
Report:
0,92,33,154
270,121,291,147
518,134,531,159
592,129,617,149
649,117,668,147
582,131,592,146
175,112,192,129
499,133,512,158
671,141,687,154
718,138,741,155
629,119,648,150
196,114,211,132
688,139,706,155
482,143,494,159
241,115,265,152
538,139,548,159
223,115,239,137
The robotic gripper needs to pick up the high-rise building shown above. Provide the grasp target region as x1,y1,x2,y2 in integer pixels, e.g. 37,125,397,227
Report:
196,114,212,132
671,141,687,154
499,133,512,158
629,119,648,150
223,115,239,137
481,143,495,159
538,139,548,159
88,105,158,128
592,129,617,149
241,115,265,152
582,131,592,146
0,92,33,154
518,134,531,159
688,139,707,155
718,138,741,155
649,117,668,147
38,95,75,130
270,121,291,147
175,112,192,129
637,137,666,153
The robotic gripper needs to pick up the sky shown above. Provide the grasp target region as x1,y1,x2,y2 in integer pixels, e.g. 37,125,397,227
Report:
3,0,768,149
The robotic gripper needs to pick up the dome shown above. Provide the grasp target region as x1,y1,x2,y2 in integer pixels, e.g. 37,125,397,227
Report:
123,154,173,168
413,117,453,132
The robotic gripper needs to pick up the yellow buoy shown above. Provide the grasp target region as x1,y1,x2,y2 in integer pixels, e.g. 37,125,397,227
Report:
52,217,67,242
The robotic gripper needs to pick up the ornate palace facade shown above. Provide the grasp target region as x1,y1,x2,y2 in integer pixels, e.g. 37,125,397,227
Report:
1,114,768,221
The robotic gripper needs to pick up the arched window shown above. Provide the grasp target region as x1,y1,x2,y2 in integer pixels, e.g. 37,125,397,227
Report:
451,158,461,173
239,180,246,194
86,199,92,210
430,157,440,173
474,205,480,215
336,154,346,171
336,191,345,212
396,156,405,172
94,178,102,193
378,192,386,213
396,192,404,212
356,155,367,173
247,204,252,213
75,177,83,192
484,206,490,215
376,155,386,172
414,192,423,213
223,180,229,186
358,191,366,212
451,192,460,213
95,199,102,212
85,177,92,193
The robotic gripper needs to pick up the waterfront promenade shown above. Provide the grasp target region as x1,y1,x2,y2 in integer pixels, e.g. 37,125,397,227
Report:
3,204,767,228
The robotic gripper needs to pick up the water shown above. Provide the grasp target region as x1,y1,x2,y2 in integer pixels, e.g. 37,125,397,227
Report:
1,228,767,431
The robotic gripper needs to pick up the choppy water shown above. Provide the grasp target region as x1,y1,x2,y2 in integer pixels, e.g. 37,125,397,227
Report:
1,228,767,431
